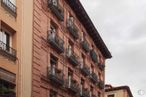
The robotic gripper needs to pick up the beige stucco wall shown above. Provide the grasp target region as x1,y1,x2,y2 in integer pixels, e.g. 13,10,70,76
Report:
105,90,125,97
20,0,33,97
0,0,22,97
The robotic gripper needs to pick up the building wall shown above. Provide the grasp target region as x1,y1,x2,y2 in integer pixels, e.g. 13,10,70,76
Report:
20,0,33,97
0,0,22,97
31,0,106,97
105,90,124,97
105,89,130,97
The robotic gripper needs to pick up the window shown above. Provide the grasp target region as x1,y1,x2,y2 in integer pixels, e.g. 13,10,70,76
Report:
0,30,11,51
90,86,93,97
0,79,15,95
49,22,57,37
97,92,101,97
90,64,94,74
80,78,85,94
80,54,85,68
68,69,73,87
67,40,74,56
67,15,74,27
108,94,115,97
50,54,58,75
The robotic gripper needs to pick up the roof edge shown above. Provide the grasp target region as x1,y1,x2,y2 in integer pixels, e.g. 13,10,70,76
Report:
65,0,112,59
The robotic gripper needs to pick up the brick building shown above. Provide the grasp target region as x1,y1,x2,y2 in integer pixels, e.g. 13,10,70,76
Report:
105,85,133,97
31,0,112,97
0,0,112,97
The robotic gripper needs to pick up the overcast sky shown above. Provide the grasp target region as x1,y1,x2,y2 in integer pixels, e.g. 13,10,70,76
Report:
80,0,146,97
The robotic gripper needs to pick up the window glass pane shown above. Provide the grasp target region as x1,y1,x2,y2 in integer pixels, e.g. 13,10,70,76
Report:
108,94,115,97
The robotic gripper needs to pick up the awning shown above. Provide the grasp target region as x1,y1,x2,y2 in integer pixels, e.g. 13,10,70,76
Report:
0,68,16,84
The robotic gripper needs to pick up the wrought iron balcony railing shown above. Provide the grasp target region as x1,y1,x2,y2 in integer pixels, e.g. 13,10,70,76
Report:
80,65,90,76
98,64,105,71
67,79,80,94
48,67,64,86
81,40,90,52
0,40,16,61
90,50,98,63
48,0,64,21
80,88,90,97
90,72,98,83
66,49,79,66
48,31,64,53
1,0,16,17
98,80,104,89
67,19,79,39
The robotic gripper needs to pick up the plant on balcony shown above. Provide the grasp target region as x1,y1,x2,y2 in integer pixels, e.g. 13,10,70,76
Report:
81,40,90,52
90,50,98,63
48,0,64,21
48,32,64,53
67,19,79,39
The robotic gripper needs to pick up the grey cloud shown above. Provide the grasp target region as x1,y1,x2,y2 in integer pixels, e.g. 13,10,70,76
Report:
81,0,146,97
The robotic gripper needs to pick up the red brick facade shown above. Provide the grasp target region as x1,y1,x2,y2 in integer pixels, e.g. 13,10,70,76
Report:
31,0,111,97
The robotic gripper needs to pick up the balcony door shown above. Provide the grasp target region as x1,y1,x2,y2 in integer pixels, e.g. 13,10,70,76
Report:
50,55,58,75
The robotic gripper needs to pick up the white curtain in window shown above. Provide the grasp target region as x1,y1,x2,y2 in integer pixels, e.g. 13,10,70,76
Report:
0,31,3,42
10,0,16,5
68,75,71,88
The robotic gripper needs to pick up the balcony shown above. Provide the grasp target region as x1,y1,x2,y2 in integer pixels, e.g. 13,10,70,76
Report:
48,0,64,21
67,19,79,39
98,80,104,89
0,41,16,61
67,79,80,94
1,0,16,17
80,65,90,76
90,50,98,63
48,32,64,53
80,88,90,97
90,72,98,83
67,49,79,66
48,67,64,86
98,64,105,71
81,40,90,52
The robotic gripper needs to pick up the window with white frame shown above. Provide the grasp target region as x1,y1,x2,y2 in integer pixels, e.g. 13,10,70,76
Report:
0,29,11,51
